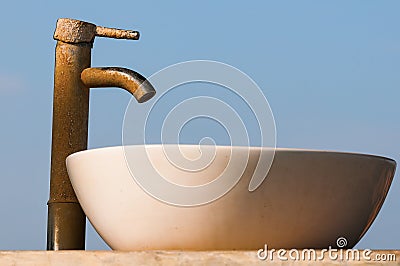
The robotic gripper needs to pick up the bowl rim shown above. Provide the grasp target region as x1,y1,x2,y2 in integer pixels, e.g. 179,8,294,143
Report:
66,144,396,166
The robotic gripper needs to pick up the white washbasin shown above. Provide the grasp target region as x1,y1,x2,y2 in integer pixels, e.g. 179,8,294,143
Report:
66,145,396,250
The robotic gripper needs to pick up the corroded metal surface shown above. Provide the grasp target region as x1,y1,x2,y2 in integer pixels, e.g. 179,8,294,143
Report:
49,42,91,204
47,40,91,250
53,18,96,44
96,26,139,40
81,67,155,102
48,18,154,250
54,18,140,43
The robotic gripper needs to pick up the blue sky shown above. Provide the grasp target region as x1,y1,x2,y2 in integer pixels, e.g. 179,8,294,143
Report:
0,1,399,250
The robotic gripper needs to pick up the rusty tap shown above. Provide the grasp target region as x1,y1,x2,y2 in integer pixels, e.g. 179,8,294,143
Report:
47,18,155,250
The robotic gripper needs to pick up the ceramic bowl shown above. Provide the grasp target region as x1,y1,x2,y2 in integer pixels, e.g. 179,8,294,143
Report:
66,145,396,250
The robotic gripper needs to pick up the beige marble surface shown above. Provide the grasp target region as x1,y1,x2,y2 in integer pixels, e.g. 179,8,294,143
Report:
0,250,398,265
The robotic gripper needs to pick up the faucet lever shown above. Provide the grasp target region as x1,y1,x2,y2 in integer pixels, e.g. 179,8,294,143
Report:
95,26,140,40
54,18,140,43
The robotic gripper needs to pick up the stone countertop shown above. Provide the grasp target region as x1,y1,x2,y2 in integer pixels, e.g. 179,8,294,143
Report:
0,250,398,265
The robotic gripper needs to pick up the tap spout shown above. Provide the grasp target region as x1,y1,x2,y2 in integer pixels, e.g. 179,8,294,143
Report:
81,67,156,103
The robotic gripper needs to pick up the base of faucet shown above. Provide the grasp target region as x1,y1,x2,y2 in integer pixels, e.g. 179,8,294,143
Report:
47,203,86,250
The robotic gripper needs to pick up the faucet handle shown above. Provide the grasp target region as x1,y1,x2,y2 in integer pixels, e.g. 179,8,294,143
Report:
95,26,139,40
54,18,140,43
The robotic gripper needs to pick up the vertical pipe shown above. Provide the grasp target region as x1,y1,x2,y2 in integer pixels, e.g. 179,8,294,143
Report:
47,40,92,250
